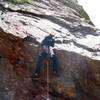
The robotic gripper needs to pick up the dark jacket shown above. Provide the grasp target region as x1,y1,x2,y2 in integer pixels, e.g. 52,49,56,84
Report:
42,35,55,47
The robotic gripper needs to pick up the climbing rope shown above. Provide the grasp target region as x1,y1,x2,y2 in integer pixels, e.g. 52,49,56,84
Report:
46,60,50,100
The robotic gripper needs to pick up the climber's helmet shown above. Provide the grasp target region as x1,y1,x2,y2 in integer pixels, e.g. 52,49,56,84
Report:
49,34,55,38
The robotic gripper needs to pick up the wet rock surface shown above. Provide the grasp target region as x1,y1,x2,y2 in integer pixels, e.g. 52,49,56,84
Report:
0,0,100,100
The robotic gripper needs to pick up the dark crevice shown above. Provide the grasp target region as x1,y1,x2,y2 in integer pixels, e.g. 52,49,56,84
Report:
70,25,97,36
61,16,78,22
73,41,98,52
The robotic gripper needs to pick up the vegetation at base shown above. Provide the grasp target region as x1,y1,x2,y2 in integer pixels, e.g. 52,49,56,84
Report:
9,0,32,4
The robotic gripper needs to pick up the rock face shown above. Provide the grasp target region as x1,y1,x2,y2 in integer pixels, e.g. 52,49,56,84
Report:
0,0,100,100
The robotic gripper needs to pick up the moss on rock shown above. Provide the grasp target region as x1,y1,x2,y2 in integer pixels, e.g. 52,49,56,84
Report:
9,0,32,4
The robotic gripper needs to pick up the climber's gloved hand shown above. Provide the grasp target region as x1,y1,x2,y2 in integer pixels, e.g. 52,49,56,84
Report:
49,46,55,58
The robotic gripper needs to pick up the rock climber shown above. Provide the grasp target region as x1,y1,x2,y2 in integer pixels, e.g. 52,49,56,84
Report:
34,34,59,76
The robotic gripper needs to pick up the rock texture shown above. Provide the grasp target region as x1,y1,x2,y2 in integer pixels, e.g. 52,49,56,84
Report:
0,0,100,100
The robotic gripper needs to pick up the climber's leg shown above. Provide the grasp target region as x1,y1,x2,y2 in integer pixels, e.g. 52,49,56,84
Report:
51,55,59,75
34,52,47,76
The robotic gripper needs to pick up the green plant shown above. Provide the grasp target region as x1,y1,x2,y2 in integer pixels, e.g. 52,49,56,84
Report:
79,9,90,21
10,0,32,4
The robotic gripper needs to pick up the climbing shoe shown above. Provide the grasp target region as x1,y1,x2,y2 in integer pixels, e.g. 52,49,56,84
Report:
31,73,39,78
33,73,40,78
